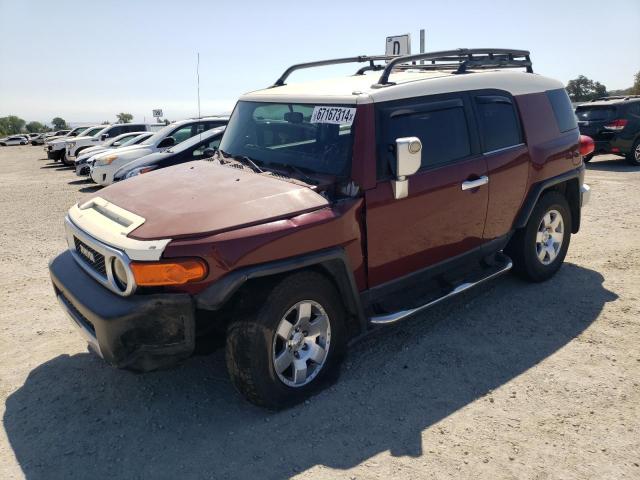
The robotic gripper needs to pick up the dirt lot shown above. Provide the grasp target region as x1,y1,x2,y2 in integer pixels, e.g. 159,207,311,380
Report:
0,146,638,480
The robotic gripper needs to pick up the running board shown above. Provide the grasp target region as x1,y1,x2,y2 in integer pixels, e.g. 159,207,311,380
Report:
369,253,513,325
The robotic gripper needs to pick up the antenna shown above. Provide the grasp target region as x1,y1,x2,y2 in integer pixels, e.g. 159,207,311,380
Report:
196,52,201,119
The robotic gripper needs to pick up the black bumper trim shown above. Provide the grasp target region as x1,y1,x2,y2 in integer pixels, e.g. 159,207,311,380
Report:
50,251,196,371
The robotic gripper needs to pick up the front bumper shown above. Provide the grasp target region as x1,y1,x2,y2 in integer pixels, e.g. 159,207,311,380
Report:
47,149,63,160
50,251,196,371
90,165,114,186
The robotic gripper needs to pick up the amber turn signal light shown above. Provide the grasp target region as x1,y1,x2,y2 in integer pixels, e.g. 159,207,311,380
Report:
130,258,208,286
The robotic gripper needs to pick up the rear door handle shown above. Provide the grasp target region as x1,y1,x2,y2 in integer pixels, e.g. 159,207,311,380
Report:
461,175,489,191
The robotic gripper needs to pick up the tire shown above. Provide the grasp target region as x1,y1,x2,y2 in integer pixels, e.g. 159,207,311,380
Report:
506,190,572,282
626,139,640,166
226,271,347,409
61,150,72,166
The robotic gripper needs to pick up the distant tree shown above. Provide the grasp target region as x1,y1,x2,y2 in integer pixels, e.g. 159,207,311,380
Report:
26,121,45,133
102,120,110,125
116,113,133,123
0,115,27,136
52,117,67,130
566,75,608,102
631,71,640,96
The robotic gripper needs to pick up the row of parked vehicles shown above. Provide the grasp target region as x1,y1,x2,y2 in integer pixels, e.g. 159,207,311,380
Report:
41,118,228,185
48,48,602,409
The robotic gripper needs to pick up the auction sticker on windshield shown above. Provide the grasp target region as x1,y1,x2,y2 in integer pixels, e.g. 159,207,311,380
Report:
310,106,356,126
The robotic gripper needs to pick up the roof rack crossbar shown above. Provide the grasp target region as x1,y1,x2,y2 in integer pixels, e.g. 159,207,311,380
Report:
272,55,393,87
373,48,532,87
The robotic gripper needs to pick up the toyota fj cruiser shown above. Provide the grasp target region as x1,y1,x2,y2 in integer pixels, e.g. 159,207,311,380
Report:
49,49,594,408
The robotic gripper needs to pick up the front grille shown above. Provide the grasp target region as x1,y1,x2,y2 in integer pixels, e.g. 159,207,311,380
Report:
74,236,107,276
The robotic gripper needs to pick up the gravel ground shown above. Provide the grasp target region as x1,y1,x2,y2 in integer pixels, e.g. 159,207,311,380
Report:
0,146,639,480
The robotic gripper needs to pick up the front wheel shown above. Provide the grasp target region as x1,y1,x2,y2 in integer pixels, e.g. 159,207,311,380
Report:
627,139,640,166
506,191,572,282
225,271,347,409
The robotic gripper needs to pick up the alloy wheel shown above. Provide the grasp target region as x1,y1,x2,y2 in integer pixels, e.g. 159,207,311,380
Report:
536,209,564,265
272,300,331,387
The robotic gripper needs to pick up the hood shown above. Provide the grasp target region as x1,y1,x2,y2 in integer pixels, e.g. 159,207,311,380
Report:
93,145,150,161
97,161,329,240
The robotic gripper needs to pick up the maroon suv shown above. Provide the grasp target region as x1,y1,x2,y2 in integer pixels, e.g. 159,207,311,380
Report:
49,49,594,408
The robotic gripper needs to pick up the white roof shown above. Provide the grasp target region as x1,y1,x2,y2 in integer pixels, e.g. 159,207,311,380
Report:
241,69,564,105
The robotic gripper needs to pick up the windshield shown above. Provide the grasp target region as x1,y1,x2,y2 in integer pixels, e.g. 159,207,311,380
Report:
121,132,152,147
140,123,177,146
85,126,107,137
219,101,355,176
575,106,616,121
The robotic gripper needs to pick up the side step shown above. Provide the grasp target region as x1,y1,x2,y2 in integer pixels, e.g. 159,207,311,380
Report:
369,252,513,325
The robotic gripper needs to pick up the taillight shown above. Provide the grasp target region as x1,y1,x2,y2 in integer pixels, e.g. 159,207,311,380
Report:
579,135,595,157
604,119,628,131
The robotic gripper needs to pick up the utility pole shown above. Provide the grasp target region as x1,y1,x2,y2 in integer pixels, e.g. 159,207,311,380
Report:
420,29,425,64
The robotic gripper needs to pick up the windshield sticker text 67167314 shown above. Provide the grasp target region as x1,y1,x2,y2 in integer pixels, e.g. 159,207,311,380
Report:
310,106,356,126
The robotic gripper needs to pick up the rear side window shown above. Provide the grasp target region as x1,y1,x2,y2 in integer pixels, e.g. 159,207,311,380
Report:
378,99,471,176
475,95,522,152
547,88,578,132
575,106,616,121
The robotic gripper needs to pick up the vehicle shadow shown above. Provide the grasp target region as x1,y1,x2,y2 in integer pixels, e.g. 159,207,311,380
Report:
68,178,92,185
39,163,69,171
78,185,102,193
585,156,638,173
4,263,616,479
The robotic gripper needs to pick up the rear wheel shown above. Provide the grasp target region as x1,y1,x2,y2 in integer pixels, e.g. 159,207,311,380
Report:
225,271,347,409
626,139,640,166
506,191,572,282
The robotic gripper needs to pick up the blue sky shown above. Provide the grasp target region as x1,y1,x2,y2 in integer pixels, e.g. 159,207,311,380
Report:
1,0,638,124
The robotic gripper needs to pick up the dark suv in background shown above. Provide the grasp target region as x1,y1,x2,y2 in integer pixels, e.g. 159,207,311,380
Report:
575,96,640,165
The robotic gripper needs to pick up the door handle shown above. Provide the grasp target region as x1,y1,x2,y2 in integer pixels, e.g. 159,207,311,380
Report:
461,176,489,191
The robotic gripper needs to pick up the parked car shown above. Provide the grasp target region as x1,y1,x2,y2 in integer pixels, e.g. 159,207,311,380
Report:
89,116,228,186
45,126,97,161
76,132,154,176
0,135,29,146
63,123,163,166
42,129,72,143
29,133,47,145
49,49,593,408
113,126,225,181
575,96,640,165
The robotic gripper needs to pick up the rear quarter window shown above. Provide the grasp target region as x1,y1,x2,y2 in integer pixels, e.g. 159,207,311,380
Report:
474,95,522,152
547,88,578,133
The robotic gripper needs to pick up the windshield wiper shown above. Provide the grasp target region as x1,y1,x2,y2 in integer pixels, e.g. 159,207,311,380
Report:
218,149,263,173
266,161,319,185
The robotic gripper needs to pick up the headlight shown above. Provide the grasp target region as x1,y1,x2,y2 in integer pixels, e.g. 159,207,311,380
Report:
68,142,75,148
124,165,157,179
112,257,129,291
96,154,118,166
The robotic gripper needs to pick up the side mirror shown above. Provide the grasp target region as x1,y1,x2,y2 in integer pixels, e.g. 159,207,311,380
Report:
202,147,217,158
392,137,422,199
157,136,176,148
101,133,109,140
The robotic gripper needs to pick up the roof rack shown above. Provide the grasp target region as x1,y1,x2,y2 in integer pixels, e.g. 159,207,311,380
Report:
271,49,532,89
373,48,532,87
590,95,640,102
272,55,394,87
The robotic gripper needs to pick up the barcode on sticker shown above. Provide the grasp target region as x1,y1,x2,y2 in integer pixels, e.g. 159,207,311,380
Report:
310,106,356,126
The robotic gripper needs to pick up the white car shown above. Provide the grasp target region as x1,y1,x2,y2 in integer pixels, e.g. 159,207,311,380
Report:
46,126,99,161
90,116,228,186
75,132,153,176
0,135,29,146
64,123,162,166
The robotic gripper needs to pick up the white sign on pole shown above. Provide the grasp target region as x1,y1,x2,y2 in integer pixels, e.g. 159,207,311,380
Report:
152,109,163,118
386,34,411,56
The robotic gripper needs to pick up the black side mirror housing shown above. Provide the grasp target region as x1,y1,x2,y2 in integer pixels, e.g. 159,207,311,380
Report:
158,136,176,148
202,148,217,158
